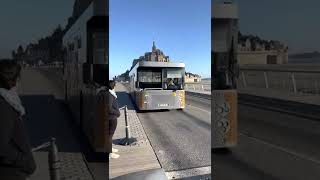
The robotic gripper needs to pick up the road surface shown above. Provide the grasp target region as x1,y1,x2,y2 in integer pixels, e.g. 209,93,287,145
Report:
213,101,320,180
135,92,212,178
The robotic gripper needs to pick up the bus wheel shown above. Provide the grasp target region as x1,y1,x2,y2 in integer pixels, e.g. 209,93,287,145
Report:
177,108,184,111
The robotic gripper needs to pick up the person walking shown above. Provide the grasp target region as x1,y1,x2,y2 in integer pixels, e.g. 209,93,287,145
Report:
0,59,36,180
108,80,120,159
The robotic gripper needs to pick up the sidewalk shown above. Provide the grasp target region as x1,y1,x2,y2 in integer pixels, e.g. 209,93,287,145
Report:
109,83,162,179
19,69,97,180
239,87,320,106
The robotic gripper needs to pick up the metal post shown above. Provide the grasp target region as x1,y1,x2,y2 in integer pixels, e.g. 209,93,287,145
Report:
120,105,134,146
264,71,269,89
291,72,297,94
48,138,60,180
241,71,247,88
124,105,131,142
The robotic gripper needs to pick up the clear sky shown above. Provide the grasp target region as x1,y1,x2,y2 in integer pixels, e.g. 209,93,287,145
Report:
236,0,320,54
109,0,211,78
0,0,74,58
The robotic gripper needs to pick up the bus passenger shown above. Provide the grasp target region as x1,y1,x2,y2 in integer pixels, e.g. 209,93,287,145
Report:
167,78,178,90
0,59,36,180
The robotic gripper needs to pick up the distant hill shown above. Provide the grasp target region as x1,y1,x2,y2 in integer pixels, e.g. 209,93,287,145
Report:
289,51,320,59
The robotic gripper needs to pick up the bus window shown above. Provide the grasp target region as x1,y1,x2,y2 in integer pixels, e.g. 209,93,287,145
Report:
137,69,162,89
92,33,106,64
164,68,184,90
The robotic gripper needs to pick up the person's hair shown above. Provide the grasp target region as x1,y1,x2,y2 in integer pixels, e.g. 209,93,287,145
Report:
108,80,115,90
0,59,21,89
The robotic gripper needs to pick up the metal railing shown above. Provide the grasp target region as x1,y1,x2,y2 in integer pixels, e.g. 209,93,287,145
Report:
239,68,320,95
185,83,211,92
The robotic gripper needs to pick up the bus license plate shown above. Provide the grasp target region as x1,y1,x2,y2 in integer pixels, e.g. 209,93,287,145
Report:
158,104,168,107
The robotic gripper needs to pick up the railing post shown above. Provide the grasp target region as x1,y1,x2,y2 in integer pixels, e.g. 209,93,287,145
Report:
241,71,247,88
48,138,60,180
264,71,269,89
291,72,297,94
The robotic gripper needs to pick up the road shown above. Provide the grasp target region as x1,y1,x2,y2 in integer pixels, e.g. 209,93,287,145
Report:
213,101,320,180
135,92,211,178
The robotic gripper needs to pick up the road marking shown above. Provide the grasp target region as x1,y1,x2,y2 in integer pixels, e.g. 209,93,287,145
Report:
240,133,320,165
165,166,211,179
186,104,211,114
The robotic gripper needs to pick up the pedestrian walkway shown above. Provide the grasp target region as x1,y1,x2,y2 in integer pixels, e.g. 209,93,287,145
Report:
239,87,320,106
109,83,162,179
19,68,99,180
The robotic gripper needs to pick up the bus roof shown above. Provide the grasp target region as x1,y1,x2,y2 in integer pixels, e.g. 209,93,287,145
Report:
133,61,185,69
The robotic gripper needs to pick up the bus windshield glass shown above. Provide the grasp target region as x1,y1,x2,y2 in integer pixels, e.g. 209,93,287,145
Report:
138,69,162,88
164,68,184,90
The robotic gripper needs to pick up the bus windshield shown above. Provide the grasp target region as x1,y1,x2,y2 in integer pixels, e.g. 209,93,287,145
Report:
137,67,184,90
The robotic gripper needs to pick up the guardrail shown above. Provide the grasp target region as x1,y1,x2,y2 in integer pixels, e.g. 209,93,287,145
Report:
239,67,320,95
185,83,211,92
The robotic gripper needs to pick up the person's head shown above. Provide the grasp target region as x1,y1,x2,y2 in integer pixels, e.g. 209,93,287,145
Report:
109,80,116,90
0,59,21,90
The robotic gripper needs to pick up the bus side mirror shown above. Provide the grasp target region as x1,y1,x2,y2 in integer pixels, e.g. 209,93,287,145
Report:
82,63,91,84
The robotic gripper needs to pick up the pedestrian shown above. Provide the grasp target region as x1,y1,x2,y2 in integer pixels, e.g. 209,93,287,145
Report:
0,59,36,180
108,80,120,159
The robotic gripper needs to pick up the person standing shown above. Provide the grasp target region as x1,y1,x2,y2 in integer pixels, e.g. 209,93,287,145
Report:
0,59,36,180
108,80,120,159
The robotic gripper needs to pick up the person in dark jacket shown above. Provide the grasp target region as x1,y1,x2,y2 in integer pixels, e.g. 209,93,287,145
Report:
0,59,36,180
108,80,120,159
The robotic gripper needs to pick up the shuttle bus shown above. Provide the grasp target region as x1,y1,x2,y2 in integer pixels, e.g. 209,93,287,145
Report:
63,0,109,152
129,61,186,110
212,2,239,149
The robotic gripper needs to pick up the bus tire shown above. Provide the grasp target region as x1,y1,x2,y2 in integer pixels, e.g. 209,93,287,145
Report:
177,108,184,111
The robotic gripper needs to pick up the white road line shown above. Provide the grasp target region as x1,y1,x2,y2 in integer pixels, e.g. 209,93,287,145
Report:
240,133,320,165
186,104,211,114
165,166,211,179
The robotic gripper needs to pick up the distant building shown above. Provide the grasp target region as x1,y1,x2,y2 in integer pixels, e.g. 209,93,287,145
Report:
185,72,201,83
131,41,170,69
237,33,288,64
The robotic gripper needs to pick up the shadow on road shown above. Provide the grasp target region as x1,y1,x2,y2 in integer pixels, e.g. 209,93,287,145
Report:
116,91,135,110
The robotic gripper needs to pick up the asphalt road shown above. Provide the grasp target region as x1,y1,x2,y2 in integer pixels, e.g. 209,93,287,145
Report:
136,94,211,174
213,103,320,180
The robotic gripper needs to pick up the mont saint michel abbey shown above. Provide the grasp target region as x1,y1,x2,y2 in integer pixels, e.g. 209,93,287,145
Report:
130,42,202,83
131,41,170,68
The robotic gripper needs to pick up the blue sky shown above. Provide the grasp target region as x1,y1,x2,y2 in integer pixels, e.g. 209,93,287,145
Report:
0,0,73,58
237,0,320,54
109,0,211,78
